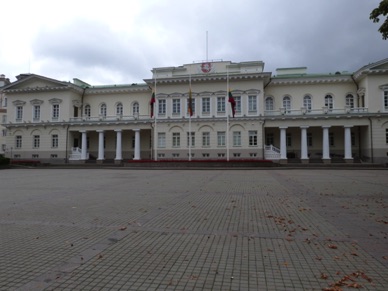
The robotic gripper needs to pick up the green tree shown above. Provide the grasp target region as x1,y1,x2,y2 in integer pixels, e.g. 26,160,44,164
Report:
370,0,388,40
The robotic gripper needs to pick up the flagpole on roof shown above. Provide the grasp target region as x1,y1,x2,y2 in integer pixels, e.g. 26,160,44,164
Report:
188,74,192,161
226,66,230,162
154,75,157,161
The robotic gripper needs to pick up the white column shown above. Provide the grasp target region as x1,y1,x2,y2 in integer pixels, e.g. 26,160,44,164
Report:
133,129,141,160
97,130,105,161
115,129,122,161
279,127,287,161
344,126,353,160
300,126,309,161
80,130,87,160
322,126,331,161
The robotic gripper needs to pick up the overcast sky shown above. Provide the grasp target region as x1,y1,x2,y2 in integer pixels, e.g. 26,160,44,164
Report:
1,0,387,85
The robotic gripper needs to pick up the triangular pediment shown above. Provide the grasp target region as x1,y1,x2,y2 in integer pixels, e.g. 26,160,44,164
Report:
359,58,388,71
354,58,388,79
2,74,76,92
369,61,388,70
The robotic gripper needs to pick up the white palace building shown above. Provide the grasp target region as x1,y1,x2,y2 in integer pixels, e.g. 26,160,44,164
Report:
1,58,388,164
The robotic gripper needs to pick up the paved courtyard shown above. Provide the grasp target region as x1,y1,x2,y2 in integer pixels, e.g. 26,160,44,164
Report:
0,168,387,291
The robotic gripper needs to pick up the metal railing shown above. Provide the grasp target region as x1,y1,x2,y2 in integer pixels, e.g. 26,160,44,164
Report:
264,107,368,116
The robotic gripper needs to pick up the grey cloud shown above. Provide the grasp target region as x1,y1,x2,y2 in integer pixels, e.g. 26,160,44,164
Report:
29,0,387,84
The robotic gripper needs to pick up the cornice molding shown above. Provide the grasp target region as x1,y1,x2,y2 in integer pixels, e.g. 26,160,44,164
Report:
5,112,388,130
145,72,271,86
5,86,70,94
85,85,150,95
154,89,261,98
270,76,353,86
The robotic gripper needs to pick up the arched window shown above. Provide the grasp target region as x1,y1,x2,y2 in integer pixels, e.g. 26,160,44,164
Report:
345,94,354,108
303,95,312,111
100,103,107,117
324,94,333,111
283,96,291,113
265,97,274,111
133,102,139,114
116,103,123,115
84,104,91,117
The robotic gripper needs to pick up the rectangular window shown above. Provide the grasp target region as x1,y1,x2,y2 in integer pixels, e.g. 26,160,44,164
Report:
384,91,388,111
266,133,274,145
351,132,356,146
172,132,180,147
233,153,241,157
52,134,59,148
16,135,22,148
248,96,257,111
187,132,195,147
217,97,225,113
233,131,241,147
250,153,257,157
217,131,226,146
202,132,210,147
249,131,258,146
2,129,6,137
172,99,181,114
33,105,40,121
307,133,313,147
187,98,195,115
2,115,6,123
50,154,58,158
234,96,241,113
16,106,23,120
286,133,292,147
386,129,388,144
52,104,60,120
33,135,40,148
116,104,123,115
158,99,166,115
202,97,210,114
346,95,354,109
202,153,210,158
52,104,60,119
84,105,91,117
218,153,225,158
172,153,180,158
157,132,166,148
32,154,39,158
303,96,312,111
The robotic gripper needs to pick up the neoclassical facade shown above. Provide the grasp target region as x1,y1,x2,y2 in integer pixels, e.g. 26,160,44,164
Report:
1,58,388,164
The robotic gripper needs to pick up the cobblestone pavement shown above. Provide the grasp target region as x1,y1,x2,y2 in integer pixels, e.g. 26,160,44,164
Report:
0,169,387,291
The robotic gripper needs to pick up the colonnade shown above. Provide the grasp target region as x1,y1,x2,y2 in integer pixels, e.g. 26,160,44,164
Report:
279,125,353,163
79,129,142,161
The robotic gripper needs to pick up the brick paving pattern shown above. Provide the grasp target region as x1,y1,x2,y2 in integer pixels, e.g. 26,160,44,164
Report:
0,169,387,290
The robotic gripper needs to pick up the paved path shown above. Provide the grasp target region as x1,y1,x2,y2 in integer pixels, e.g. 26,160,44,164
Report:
0,169,387,290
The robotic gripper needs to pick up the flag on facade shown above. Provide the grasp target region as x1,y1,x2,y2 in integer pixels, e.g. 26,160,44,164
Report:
188,88,193,116
150,92,156,118
228,91,236,118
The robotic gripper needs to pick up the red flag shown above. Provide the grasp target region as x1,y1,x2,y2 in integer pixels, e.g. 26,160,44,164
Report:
188,89,193,116
150,92,155,118
228,91,236,118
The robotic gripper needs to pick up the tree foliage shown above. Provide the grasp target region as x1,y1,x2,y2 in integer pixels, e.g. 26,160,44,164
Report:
370,0,388,40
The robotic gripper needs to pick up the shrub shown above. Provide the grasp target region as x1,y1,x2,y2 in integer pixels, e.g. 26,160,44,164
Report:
0,154,10,165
